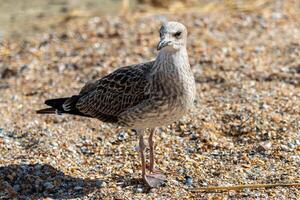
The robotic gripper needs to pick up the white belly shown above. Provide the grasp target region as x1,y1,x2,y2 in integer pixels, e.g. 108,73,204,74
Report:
119,95,191,129
132,105,186,128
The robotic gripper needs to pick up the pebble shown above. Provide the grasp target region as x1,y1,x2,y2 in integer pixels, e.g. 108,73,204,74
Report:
80,146,90,154
287,142,295,149
43,182,54,190
136,187,143,193
184,176,193,186
257,141,272,152
74,186,83,190
20,64,28,73
13,184,21,192
211,150,220,156
280,145,290,152
178,168,186,174
228,190,237,196
117,131,126,141
190,132,198,140
134,145,140,151
201,182,208,187
50,142,58,147
101,182,107,187
259,103,269,110
96,180,104,187
34,163,42,170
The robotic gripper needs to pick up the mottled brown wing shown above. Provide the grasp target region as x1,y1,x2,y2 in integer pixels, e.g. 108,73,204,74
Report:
75,61,154,123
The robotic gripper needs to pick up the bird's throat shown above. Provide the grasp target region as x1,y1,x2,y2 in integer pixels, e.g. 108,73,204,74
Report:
150,47,192,97
153,48,189,74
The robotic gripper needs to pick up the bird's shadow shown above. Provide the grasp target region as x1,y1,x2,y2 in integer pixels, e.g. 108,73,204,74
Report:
111,174,152,193
0,163,101,199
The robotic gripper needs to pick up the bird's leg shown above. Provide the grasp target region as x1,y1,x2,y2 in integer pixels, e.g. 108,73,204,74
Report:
138,131,147,179
148,128,156,172
145,128,166,187
137,129,166,188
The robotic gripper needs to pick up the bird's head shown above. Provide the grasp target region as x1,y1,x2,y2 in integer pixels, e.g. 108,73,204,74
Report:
157,21,187,52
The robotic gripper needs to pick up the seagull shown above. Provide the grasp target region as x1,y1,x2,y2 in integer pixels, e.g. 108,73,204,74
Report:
37,21,196,187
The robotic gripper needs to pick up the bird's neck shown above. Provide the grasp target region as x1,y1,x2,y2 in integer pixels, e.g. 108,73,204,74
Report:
149,47,194,98
152,48,189,74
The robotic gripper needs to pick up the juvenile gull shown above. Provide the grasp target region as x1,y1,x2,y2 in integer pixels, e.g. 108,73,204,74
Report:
37,21,196,187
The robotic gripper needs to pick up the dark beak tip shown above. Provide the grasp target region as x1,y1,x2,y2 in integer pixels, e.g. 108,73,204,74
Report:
157,40,170,51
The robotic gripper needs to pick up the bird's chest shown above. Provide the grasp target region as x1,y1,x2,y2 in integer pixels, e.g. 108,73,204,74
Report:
153,67,195,105
149,72,195,120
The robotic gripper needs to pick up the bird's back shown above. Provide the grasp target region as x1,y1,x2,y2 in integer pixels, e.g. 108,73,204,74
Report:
74,61,154,123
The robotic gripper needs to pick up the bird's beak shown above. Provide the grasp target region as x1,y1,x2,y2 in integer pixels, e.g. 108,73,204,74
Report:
157,39,171,50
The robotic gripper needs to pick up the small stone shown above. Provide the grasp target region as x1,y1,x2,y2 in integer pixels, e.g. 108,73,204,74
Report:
287,143,295,149
190,132,198,140
20,64,28,73
201,182,208,187
34,164,42,170
74,186,83,190
178,168,186,174
272,12,283,19
117,131,126,141
50,142,58,147
134,145,140,151
259,103,269,110
149,188,156,193
136,187,143,193
96,180,104,187
101,182,107,187
257,141,272,152
80,146,90,154
124,168,133,173
242,188,251,195
0,128,4,137
184,176,193,186
280,145,290,152
228,190,237,196
43,182,54,190
211,150,220,156
185,147,195,154
13,184,20,192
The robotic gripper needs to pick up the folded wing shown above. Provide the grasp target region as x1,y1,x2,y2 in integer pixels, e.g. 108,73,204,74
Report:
64,61,153,123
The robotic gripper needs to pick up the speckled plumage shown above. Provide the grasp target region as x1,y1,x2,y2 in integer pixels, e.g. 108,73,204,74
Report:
38,22,196,129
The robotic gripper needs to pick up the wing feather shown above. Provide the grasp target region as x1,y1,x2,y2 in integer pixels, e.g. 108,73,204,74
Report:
75,61,154,123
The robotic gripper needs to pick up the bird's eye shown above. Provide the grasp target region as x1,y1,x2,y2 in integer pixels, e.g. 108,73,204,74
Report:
173,31,182,38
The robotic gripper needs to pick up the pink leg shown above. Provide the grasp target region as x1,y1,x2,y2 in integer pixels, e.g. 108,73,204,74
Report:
138,132,146,179
137,129,166,188
146,128,166,187
148,128,156,172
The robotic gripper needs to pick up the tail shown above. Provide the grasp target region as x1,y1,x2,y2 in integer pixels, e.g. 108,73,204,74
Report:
36,107,58,114
36,96,90,117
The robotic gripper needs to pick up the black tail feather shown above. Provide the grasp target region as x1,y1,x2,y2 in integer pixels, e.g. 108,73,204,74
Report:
45,97,69,110
37,96,91,117
36,107,57,114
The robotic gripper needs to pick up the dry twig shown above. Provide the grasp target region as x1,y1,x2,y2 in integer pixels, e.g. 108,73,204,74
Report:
190,183,300,192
